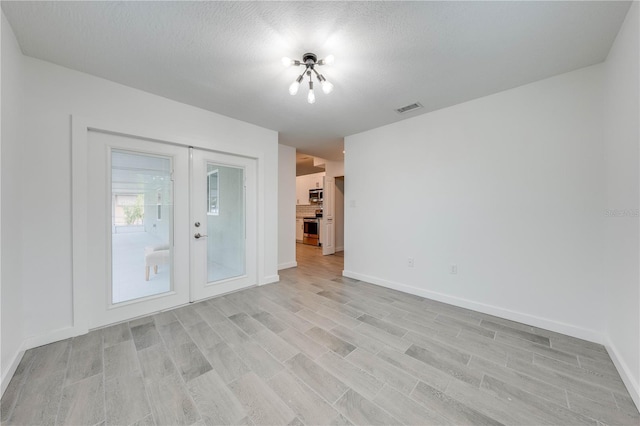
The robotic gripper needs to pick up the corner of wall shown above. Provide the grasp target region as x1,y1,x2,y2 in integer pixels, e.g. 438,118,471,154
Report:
1,323,86,396
606,336,640,410
278,261,297,270
0,10,25,398
602,0,640,411
1,347,25,396
260,274,280,285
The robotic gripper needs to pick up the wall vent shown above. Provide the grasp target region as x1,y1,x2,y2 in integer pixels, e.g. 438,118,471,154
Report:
395,102,423,114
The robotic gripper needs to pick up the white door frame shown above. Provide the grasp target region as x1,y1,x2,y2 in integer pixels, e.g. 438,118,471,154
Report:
71,115,270,334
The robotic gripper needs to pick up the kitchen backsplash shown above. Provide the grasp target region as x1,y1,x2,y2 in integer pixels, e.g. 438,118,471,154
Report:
296,205,322,217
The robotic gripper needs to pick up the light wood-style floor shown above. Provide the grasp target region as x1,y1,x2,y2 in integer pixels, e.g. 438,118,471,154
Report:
2,244,638,425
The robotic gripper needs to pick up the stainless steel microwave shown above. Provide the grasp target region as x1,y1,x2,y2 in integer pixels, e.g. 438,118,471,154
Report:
309,188,323,204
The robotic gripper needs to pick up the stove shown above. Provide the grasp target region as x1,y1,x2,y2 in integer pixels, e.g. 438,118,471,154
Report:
303,217,320,246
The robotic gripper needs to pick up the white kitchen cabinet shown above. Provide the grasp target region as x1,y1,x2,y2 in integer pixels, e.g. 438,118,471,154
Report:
296,218,304,241
296,172,325,205
296,176,310,205
309,174,323,189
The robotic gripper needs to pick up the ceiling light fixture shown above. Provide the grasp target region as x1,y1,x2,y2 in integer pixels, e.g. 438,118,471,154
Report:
282,52,334,103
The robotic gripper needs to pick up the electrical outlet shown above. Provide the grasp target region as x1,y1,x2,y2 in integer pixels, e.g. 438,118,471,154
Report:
450,264,458,274
408,258,414,267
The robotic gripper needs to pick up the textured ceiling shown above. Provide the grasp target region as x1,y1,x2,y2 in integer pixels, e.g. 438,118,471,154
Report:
2,1,631,160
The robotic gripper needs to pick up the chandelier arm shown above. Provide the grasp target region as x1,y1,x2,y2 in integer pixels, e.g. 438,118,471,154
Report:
311,68,326,82
295,66,309,82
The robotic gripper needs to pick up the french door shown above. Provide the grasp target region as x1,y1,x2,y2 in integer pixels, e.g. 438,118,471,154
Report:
86,130,256,329
190,149,257,300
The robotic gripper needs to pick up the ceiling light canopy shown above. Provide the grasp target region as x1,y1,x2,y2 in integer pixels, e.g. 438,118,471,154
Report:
283,52,334,104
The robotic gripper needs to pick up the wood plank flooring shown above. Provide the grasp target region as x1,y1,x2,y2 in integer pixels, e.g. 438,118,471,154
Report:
2,244,638,425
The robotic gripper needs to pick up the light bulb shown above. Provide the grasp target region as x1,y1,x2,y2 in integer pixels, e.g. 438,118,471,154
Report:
281,57,293,67
324,54,335,65
321,80,334,94
307,89,316,104
289,81,300,95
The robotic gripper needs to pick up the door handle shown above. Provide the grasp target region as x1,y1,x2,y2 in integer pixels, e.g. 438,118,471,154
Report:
194,233,208,239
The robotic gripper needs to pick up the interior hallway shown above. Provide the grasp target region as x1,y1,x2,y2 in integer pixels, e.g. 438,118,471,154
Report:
1,245,638,425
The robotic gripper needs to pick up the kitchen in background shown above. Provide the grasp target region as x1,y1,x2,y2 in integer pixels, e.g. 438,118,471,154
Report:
294,151,344,252
296,171,325,246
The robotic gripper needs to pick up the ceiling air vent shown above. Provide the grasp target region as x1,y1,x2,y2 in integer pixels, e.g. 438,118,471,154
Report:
395,102,423,114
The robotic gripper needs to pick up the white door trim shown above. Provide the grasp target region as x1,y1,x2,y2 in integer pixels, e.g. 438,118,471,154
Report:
71,115,270,334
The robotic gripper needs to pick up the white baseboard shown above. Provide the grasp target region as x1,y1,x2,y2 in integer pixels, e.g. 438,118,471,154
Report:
1,345,25,397
336,246,344,252
1,325,85,397
23,325,86,350
345,270,640,410
342,270,602,344
605,337,640,411
278,261,297,270
260,274,280,285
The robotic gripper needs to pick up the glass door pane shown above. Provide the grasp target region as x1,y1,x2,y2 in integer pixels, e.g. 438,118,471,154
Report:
206,163,245,283
111,150,172,304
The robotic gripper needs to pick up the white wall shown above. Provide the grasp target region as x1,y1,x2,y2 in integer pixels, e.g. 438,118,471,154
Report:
1,12,25,393
603,1,640,408
345,65,605,342
278,144,296,269
1,18,279,391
